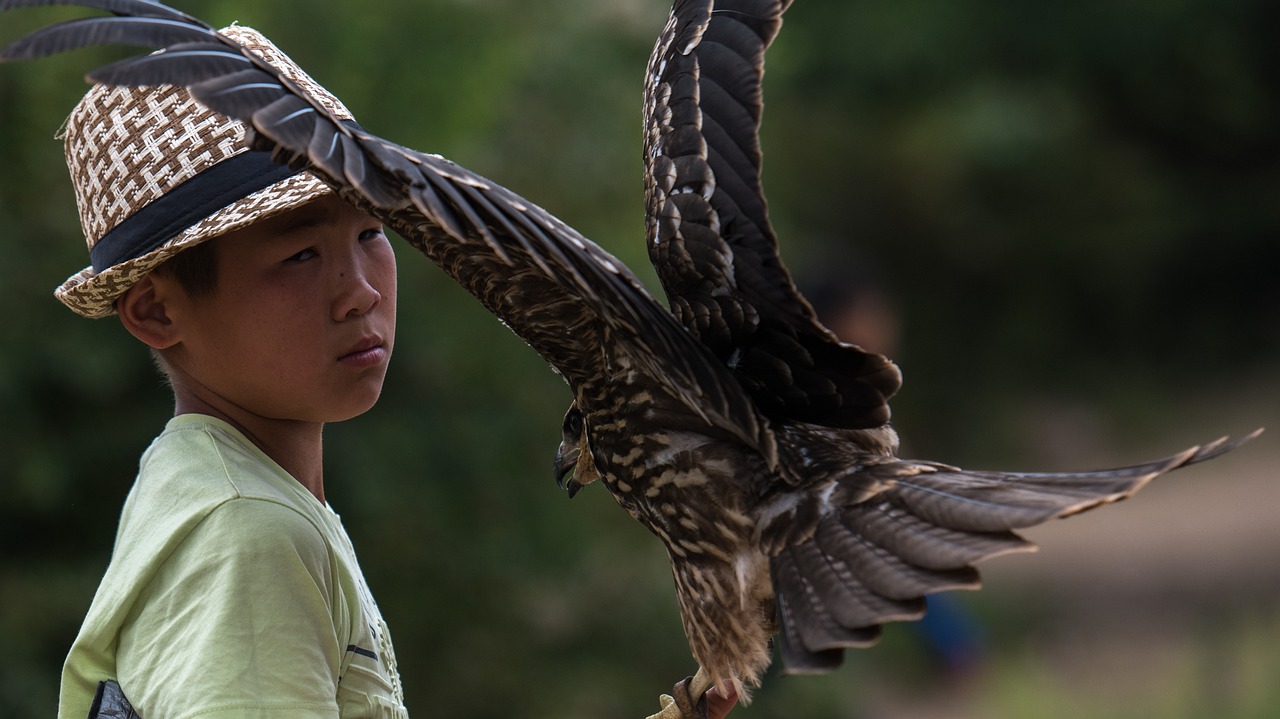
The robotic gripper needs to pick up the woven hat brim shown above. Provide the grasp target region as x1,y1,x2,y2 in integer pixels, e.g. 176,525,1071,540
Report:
55,171,333,318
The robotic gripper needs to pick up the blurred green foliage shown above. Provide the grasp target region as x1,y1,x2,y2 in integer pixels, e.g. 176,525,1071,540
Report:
1,0,1276,717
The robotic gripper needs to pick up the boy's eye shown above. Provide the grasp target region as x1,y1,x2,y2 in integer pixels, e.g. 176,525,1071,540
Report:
359,226,386,242
285,248,318,263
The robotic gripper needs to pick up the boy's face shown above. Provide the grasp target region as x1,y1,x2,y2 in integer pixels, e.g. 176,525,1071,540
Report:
162,193,397,424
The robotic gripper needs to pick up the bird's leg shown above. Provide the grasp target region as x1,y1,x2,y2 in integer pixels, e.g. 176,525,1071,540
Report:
645,666,714,719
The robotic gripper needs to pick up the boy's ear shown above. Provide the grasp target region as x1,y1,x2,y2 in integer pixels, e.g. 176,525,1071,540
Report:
117,274,181,350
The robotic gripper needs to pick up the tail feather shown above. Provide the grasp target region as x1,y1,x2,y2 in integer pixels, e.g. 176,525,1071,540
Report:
772,431,1261,674
771,544,887,672
849,501,1033,570
792,531,929,626
818,512,981,600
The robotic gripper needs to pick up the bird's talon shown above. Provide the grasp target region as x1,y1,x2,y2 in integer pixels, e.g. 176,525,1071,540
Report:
675,675,706,718
646,670,712,719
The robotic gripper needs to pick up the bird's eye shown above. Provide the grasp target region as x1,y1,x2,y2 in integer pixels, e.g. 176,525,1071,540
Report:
563,409,583,437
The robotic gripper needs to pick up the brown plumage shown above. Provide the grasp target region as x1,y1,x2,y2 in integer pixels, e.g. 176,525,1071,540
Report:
2,0,1259,713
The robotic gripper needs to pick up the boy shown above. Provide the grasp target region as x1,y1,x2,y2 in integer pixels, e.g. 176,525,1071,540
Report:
53,25,404,719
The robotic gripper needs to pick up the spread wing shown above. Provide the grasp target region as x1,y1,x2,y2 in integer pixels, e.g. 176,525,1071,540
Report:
0,0,768,448
644,0,903,429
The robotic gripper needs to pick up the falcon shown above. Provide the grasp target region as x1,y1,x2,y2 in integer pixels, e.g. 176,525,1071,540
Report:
1,1,1259,716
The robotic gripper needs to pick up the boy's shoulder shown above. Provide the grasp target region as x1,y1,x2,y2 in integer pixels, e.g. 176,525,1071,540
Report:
139,414,305,505
120,414,332,553
82,415,339,649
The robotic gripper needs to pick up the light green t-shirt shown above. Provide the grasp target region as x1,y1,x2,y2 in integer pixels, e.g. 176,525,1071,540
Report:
59,414,408,719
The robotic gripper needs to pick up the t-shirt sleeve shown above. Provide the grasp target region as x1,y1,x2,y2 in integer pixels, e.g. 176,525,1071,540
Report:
116,497,344,719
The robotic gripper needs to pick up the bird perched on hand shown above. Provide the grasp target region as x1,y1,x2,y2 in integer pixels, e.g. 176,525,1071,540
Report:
0,1,1259,717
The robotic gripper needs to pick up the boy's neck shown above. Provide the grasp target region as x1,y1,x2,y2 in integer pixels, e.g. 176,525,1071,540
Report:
173,392,327,503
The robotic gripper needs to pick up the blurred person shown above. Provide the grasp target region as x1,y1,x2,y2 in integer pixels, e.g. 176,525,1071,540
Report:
806,261,988,682
805,263,901,360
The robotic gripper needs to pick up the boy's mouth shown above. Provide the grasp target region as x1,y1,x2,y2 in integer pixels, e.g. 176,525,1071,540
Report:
338,336,387,366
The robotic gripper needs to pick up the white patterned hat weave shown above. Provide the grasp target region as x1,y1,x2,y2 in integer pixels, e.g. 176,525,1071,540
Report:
56,25,353,318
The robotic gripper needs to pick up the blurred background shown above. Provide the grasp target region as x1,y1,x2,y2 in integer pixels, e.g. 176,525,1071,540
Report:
1,0,1276,716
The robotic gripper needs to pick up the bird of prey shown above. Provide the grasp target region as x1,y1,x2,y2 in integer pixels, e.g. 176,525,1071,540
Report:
1,0,1259,716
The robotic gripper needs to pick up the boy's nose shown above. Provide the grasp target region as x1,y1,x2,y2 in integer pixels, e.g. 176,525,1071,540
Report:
333,263,384,321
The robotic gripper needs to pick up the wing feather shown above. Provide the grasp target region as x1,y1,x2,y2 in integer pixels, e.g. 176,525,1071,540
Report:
0,0,206,21
644,0,902,430
0,15,211,58
0,0,772,452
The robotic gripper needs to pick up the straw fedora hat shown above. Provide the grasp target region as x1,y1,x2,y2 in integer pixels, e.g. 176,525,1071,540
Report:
56,24,353,318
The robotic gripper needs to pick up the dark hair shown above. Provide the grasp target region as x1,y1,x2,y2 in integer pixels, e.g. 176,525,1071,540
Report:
154,239,219,297
139,239,220,383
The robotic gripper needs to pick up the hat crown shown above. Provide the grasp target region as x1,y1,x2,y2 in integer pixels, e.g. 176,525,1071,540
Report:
55,25,351,318
64,83,244,245
62,25,353,248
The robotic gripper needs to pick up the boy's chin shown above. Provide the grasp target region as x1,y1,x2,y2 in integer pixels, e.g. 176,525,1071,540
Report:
325,388,387,423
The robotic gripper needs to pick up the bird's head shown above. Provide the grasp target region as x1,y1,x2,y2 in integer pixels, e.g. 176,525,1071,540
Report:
554,402,600,498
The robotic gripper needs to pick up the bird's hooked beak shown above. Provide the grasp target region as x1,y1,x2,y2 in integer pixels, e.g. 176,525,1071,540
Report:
554,445,584,499
556,403,594,499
